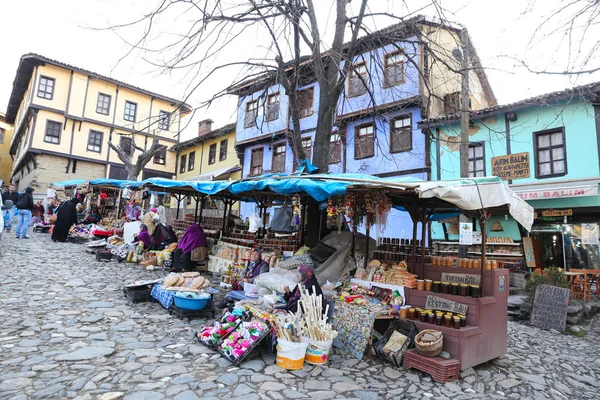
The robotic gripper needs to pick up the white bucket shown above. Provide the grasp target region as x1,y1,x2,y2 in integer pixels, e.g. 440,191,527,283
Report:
276,339,308,370
301,336,333,365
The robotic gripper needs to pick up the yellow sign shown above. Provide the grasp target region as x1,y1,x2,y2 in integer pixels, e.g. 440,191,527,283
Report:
541,209,573,217
492,152,530,180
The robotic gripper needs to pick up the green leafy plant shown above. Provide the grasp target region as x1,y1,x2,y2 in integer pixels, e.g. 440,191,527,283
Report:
524,267,569,308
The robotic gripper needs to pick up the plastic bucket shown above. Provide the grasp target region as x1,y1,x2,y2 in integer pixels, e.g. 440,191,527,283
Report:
276,339,308,370
301,337,333,365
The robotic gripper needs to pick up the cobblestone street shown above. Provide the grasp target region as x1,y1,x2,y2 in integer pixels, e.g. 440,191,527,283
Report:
0,232,599,400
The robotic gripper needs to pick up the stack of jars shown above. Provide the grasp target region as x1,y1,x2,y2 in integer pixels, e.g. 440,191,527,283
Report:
405,308,467,329
431,257,454,267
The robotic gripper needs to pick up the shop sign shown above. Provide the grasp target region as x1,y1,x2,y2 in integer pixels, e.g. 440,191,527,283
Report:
522,237,536,268
459,222,473,245
582,223,599,245
491,152,530,180
516,185,598,200
425,295,469,315
440,273,481,286
541,209,572,217
530,284,570,332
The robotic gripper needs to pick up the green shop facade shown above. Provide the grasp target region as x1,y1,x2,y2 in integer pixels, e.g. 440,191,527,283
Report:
420,82,600,272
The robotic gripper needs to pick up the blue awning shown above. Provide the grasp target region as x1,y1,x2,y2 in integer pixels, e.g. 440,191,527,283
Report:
52,179,143,189
142,177,233,196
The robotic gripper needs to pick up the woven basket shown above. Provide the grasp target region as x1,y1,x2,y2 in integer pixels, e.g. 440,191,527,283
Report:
414,330,443,357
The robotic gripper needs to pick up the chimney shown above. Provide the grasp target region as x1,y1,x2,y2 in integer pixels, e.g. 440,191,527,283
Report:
198,119,214,136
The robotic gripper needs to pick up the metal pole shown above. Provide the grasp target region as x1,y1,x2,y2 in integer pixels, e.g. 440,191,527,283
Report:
221,201,229,238
364,223,371,270
351,204,358,260
194,195,200,224
480,213,488,293
176,194,182,220
199,196,205,224
300,200,307,247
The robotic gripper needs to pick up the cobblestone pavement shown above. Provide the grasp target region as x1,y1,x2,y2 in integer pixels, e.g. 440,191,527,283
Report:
0,233,599,400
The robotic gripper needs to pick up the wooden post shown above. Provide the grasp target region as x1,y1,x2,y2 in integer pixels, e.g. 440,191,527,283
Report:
198,196,205,224
227,200,233,236
220,200,229,239
300,199,307,247
194,195,200,224
175,194,183,220
351,204,358,260
412,222,418,266
420,219,427,265
115,189,122,218
364,223,371,270
480,213,488,291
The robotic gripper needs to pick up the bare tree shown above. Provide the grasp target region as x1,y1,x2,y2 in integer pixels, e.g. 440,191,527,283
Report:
108,134,166,180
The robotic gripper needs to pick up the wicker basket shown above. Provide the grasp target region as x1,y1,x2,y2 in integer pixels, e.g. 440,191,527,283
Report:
414,330,443,357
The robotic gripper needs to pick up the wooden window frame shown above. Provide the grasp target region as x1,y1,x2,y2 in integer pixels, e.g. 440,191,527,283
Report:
44,120,62,145
87,130,103,153
96,93,111,115
266,92,280,121
390,114,412,153
250,147,264,176
244,100,258,128
37,76,55,100
354,123,375,159
383,51,405,88
208,143,217,165
302,137,313,162
153,147,167,165
124,101,137,122
271,142,286,172
468,142,486,178
533,127,568,179
329,133,342,164
158,110,170,130
187,151,195,170
120,136,133,155
180,154,187,174
297,87,314,118
348,62,368,98
219,139,228,161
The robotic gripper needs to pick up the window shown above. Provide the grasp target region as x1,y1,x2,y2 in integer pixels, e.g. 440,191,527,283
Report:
219,139,228,161
266,93,280,121
119,136,133,155
158,110,170,130
329,133,342,164
354,123,374,159
44,120,62,144
154,147,166,165
188,151,195,170
272,143,286,172
444,92,461,114
349,62,368,97
0,128,4,144
302,137,312,161
245,100,258,127
87,130,103,153
250,147,264,176
180,154,187,174
384,51,405,87
96,93,111,115
37,76,55,100
534,128,566,177
297,87,314,118
124,101,137,122
208,143,217,165
390,115,412,153
468,142,485,177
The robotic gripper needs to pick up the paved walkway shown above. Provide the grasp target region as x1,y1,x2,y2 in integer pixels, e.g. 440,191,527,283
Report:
0,232,599,400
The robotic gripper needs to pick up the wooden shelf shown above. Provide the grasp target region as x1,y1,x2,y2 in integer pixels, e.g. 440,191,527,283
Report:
434,241,521,246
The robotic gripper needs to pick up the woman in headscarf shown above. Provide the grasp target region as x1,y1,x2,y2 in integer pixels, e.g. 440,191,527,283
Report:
151,223,178,250
51,197,80,242
241,248,269,284
170,223,208,272
277,265,325,314
142,207,159,235
132,224,153,250
30,200,45,226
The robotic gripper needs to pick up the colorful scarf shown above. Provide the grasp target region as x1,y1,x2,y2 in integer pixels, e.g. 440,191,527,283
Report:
178,223,208,253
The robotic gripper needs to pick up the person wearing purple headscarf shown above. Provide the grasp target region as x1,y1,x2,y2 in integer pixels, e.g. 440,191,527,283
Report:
132,224,153,250
241,248,269,284
178,223,208,253
277,265,324,314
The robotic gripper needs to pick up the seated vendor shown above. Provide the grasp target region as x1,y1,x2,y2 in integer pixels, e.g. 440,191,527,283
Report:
132,223,153,250
151,223,178,250
241,248,269,284
277,265,325,315
170,223,208,272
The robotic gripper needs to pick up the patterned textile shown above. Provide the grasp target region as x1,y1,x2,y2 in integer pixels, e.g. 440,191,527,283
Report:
277,254,313,270
331,300,377,360
151,284,176,309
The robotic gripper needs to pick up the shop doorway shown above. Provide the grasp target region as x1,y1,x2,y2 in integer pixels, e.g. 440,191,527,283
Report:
531,230,565,270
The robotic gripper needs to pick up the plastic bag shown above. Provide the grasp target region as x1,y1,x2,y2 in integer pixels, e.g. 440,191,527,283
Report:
253,267,299,294
248,213,264,233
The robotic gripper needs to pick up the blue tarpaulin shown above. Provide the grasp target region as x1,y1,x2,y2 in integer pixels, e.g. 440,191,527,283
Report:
142,178,233,196
52,179,143,189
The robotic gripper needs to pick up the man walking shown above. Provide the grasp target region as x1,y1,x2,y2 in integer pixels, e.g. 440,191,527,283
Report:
2,185,18,232
15,186,35,239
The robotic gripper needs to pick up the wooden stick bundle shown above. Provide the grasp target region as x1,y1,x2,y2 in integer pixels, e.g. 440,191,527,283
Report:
297,286,337,342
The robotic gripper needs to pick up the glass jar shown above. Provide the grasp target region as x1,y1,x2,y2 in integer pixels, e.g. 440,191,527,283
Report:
408,308,415,320
441,282,450,294
451,283,459,295
432,281,441,293
459,314,467,327
415,308,422,320
459,284,469,296
491,260,498,270
417,280,425,291
425,279,433,291
420,312,428,323
443,315,452,328
470,285,481,298
453,317,461,329
436,314,443,325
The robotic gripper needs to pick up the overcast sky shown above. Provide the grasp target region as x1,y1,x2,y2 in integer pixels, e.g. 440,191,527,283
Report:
1,0,598,141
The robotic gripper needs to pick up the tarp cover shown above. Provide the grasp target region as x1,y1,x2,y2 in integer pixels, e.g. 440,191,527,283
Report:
143,177,232,195
52,179,143,189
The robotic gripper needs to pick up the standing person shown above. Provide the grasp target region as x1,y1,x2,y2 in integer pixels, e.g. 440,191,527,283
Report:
51,197,80,242
142,208,159,235
2,185,19,232
14,186,35,239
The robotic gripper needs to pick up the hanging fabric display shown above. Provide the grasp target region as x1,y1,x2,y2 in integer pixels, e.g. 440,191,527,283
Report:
326,192,392,235
291,194,301,229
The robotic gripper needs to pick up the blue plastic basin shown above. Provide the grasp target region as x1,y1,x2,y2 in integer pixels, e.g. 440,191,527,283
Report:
173,293,210,310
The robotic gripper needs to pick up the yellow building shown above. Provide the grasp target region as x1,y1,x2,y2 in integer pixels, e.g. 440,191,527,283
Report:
0,112,14,185
171,119,241,213
5,53,191,193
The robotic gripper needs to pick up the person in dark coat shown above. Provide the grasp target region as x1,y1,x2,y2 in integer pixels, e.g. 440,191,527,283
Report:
51,197,80,242
15,186,35,239
2,185,19,232
277,265,325,315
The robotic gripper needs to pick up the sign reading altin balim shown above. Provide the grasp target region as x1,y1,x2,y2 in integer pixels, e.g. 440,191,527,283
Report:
491,152,530,180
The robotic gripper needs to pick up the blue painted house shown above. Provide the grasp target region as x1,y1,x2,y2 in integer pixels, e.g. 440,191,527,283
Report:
229,16,496,238
420,81,600,270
